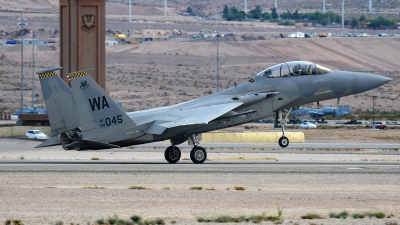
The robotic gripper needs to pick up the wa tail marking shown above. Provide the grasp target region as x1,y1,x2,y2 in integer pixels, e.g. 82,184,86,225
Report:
89,96,110,111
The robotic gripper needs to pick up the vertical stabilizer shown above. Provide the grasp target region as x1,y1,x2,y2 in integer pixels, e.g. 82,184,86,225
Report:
37,67,80,137
68,70,137,140
344,105,350,114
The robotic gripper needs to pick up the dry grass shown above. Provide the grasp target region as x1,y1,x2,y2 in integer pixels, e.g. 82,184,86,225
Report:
81,186,105,189
128,186,146,190
234,186,245,191
190,186,203,190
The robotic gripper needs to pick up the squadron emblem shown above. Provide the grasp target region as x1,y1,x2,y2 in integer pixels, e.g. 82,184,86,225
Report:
81,15,96,33
80,80,89,90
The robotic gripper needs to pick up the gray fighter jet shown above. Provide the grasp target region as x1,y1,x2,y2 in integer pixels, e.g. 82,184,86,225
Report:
35,61,391,163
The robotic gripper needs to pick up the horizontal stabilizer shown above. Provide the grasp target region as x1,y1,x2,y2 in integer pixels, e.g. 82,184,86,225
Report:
35,136,61,148
65,139,120,150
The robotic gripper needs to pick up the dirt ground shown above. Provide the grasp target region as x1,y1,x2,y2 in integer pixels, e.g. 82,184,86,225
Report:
0,1,399,114
0,36,399,114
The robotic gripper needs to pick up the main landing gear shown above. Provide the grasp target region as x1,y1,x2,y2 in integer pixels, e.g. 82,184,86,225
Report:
164,134,207,164
278,108,292,148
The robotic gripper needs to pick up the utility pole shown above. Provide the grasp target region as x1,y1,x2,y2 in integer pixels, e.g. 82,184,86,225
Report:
323,0,325,13
129,0,132,22
164,0,167,16
369,0,372,11
275,0,277,10
372,96,377,129
31,30,35,108
341,0,344,30
244,0,247,14
18,17,27,112
216,30,220,92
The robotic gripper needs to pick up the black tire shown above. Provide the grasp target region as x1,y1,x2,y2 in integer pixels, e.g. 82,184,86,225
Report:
164,146,181,163
279,136,289,148
190,146,207,164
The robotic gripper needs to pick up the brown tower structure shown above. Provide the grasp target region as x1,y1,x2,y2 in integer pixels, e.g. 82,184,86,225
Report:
59,0,106,89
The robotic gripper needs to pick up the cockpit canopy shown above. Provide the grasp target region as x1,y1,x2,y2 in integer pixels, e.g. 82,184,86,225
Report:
255,61,332,79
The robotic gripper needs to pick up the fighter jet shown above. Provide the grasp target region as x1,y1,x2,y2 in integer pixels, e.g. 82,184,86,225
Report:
14,107,47,115
291,105,350,121
35,61,391,163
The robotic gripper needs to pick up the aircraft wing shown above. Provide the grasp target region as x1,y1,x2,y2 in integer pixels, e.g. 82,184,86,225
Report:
145,102,243,134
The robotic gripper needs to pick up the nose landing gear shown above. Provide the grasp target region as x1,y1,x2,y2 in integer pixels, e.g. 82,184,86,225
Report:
278,108,292,148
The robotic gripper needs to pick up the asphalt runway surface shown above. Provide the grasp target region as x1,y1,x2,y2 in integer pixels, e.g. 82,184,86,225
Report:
1,138,400,224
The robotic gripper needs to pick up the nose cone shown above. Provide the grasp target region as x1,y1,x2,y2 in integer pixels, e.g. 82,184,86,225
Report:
355,72,391,93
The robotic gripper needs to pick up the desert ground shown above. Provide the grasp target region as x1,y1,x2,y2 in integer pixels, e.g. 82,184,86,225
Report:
0,22,399,114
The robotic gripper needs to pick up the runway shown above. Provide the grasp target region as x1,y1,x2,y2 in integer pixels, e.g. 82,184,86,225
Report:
1,139,400,224
0,161,399,174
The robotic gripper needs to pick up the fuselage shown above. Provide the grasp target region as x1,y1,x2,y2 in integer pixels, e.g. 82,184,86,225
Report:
113,67,390,147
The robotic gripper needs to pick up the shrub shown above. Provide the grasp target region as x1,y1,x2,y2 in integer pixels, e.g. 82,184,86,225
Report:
129,186,146,190
197,217,211,223
12,220,22,225
329,211,348,219
234,186,245,190
278,20,295,26
214,215,234,223
155,218,165,225
352,213,365,219
144,220,156,225
249,214,264,223
190,186,202,190
265,215,281,221
373,212,385,218
301,213,323,219
96,218,105,224
107,217,118,224
130,215,142,222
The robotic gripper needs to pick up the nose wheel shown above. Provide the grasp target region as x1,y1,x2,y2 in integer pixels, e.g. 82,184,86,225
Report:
278,136,289,148
278,108,292,148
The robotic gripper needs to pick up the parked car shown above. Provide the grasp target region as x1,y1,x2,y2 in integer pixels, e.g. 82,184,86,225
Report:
389,34,396,37
378,33,388,37
368,122,387,130
25,130,49,139
300,121,317,129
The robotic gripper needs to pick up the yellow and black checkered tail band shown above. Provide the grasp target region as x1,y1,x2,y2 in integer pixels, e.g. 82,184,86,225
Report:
38,71,57,79
69,71,88,79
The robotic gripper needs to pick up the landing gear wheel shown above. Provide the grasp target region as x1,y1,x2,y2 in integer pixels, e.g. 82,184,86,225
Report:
164,146,181,163
190,146,207,164
279,136,289,148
